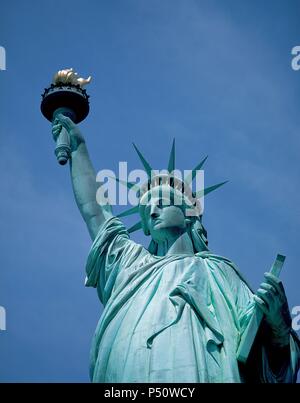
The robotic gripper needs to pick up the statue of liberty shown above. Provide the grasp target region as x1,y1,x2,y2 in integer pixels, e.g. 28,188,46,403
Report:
48,71,299,383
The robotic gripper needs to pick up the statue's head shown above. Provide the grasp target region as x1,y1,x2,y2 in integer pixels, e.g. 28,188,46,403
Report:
142,191,190,242
117,140,226,254
138,174,203,245
140,184,208,254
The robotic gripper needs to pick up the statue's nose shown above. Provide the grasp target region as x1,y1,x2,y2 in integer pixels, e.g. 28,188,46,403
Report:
150,211,159,219
150,205,160,218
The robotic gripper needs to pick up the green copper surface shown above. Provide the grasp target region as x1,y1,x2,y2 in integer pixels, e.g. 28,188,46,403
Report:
48,110,300,383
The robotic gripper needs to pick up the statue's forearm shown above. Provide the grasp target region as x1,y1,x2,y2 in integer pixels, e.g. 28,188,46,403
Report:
70,142,112,239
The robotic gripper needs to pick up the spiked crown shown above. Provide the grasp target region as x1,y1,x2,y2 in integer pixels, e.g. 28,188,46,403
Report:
115,139,227,235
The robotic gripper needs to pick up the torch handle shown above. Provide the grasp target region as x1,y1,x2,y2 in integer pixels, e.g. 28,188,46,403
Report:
54,126,71,165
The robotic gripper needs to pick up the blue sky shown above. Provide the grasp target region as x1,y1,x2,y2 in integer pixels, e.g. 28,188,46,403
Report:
0,0,299,382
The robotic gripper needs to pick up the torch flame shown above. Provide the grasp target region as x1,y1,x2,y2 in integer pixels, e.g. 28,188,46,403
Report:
53,68,92,88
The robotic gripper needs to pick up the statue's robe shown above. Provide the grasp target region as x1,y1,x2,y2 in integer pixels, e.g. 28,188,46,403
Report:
85,217,300,383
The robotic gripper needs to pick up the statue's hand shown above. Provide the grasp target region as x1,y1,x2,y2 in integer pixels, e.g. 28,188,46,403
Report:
52,113,85,152
254,273,292,347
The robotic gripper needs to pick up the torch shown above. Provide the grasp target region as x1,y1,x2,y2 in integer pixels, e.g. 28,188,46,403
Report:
41,68,91,165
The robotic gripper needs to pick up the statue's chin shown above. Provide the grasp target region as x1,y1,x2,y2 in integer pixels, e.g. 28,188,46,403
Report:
150,226,184,243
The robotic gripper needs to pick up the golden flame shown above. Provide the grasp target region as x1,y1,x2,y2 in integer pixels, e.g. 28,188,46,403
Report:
53,68,92,88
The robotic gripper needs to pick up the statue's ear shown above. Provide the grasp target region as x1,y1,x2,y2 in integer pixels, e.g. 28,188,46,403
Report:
139,206,151,235
141,218,150,236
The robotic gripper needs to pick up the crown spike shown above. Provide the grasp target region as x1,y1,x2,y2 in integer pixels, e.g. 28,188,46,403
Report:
168,138,176,173
133,143,152,178
195,180,228,198
185,156,208,185
128,221,143,233
117,205,139,218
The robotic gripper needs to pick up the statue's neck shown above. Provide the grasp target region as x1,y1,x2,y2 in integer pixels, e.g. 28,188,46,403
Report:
156,231,194,256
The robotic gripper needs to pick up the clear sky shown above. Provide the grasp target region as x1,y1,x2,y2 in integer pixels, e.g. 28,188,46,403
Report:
0,0,299,382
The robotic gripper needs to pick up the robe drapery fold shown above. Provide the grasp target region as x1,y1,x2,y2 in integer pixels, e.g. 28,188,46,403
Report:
85,217,300,383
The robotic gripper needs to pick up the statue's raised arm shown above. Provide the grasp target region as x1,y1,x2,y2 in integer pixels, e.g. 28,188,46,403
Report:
52,115,113,240
41,68,113,240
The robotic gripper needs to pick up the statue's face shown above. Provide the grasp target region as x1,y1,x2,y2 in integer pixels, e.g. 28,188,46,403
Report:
144,196,188,242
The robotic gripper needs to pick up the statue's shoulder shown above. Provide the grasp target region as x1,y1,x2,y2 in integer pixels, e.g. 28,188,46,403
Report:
196,251,253,292
196,250,237,268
